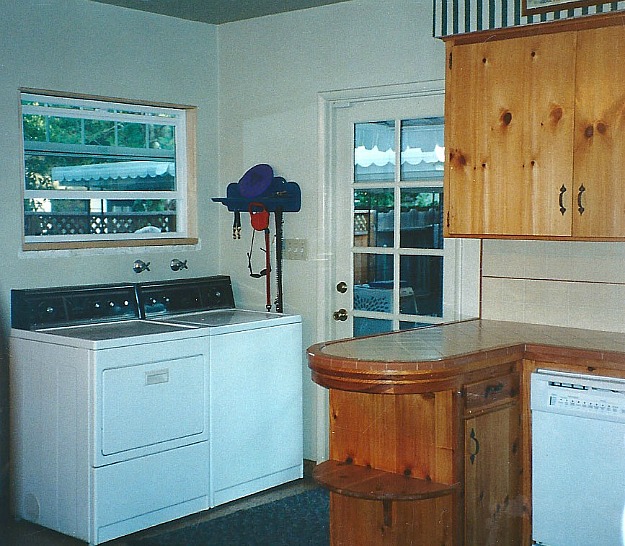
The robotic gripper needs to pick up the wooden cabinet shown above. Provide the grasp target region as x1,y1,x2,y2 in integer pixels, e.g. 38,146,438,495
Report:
318,389,459,545
313,368,522,545
463,374,521,545
444,23,625,240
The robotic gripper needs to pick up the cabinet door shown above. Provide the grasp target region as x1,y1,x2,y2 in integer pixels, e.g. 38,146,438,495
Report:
573,26,625,238
464,404,521,546
445,33,575,237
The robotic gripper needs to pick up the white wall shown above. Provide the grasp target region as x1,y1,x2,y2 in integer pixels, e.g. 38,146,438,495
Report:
217,0,446,461
0,0,219,519
481,239,625,332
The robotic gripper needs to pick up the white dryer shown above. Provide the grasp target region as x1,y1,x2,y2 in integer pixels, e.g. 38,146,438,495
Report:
10,284,211,545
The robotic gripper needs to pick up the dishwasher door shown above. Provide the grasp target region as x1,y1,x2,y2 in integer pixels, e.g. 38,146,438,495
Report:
531,370,625,546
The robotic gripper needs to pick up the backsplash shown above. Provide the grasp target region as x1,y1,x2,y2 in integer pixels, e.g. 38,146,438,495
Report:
434,0,625,37
481,240,625,333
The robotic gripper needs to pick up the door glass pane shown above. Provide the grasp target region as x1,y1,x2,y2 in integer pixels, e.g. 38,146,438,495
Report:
354,189,394,248
400,320,431,330
400,188,443,249
400,255,443,317
353,254,393,312
400,117,445,181
354,317,392,337
354,121,395,182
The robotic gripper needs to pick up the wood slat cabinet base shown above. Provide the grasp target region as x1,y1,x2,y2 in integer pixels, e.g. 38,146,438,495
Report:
444,20,625,240
316,368,523,545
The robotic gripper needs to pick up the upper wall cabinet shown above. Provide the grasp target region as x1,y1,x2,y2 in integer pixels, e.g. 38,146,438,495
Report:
444,23,625,240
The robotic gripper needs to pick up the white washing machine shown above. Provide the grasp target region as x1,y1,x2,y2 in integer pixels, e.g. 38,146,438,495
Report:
10,276,303,544
140,278,303,507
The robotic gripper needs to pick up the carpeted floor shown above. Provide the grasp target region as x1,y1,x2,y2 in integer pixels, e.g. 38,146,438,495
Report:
130,488,330,546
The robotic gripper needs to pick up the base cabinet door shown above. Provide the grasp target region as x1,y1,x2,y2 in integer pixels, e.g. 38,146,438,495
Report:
464,404,521,545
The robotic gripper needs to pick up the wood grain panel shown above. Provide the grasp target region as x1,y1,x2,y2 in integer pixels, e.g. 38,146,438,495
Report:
573,25,625,238
329,390,457,484
330,493,455,546
464,404,522,546
445,32,575,237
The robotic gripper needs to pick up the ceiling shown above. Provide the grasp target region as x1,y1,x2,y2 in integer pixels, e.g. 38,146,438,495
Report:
90,0,350,24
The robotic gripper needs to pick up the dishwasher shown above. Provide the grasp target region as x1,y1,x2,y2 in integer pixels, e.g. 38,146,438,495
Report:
531,369,625,546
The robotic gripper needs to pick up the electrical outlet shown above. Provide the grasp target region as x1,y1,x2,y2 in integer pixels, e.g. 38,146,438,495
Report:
283,238,308,260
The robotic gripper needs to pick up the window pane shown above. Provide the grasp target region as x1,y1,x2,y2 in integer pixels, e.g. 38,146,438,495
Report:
85,119,115,146
117,121,146,148
353,254,393,312
49,116,81,144
24,199,176,236
400,255,443,317
354,317,392,337
400,117,445,181
23,114,47,142
25,155,176,192
149,124,175,150
21,92,189,244
400,188,443,249
354,121,395,182
354,189,394,248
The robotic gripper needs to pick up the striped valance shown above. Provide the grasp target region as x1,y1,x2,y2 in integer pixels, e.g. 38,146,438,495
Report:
434,0,625,37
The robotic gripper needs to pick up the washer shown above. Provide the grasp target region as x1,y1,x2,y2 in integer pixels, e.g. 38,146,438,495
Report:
139,277,303,507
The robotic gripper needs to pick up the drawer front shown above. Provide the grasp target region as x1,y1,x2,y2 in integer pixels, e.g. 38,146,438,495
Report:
464,374,519,412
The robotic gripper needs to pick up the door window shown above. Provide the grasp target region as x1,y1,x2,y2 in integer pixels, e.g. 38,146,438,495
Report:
352,116,446,336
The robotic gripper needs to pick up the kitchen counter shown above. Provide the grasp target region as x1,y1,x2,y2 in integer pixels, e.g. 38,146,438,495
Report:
308,319,625,393
308,319,625,545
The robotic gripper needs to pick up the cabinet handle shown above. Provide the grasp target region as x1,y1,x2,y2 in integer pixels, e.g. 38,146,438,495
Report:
469,428,480,464
558,185,567,215
578,184,586,215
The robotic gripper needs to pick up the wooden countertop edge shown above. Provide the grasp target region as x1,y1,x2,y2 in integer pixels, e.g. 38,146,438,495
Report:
308,322,625,392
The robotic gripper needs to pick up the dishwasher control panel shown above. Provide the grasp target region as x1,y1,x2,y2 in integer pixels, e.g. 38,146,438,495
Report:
531,370,625,423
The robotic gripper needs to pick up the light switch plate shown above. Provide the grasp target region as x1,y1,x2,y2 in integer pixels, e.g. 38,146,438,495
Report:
283,238,307,260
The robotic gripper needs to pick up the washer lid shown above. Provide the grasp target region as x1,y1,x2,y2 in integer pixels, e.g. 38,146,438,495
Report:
157,309,301,333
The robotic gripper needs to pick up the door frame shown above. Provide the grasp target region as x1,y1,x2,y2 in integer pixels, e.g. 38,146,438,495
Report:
314,80,448,461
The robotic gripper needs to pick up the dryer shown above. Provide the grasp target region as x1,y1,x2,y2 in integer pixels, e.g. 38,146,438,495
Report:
10,284,211,544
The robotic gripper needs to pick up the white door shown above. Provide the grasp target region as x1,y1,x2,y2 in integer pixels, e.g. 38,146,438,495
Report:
327,88,478,340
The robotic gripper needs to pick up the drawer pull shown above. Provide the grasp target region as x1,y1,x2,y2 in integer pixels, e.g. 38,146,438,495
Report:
578,184,585,215
559,185,567,215
469,428,480,464
145,369,169,385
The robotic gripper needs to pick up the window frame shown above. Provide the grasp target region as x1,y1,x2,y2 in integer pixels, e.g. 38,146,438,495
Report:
19,90,198,251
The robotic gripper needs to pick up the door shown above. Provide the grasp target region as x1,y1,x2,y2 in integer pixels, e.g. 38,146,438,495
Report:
445,33,576,237
330,90,477,339
465,404,521,546
573,26,625,238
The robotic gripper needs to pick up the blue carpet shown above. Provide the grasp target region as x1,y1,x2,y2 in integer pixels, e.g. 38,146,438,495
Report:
132,488,330,546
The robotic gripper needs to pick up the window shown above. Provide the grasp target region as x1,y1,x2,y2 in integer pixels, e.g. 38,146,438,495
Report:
351,116,451,336
21,91,195,249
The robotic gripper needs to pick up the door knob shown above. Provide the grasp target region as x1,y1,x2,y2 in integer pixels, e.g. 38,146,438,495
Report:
333,309,348,321
336,282,348,294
